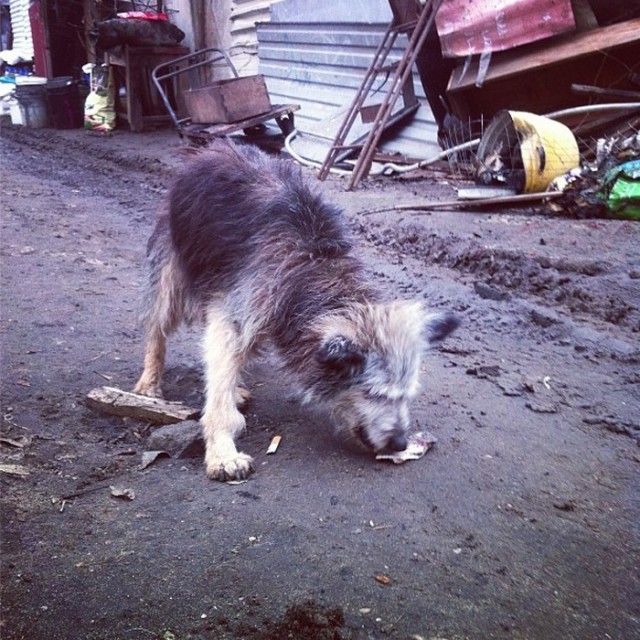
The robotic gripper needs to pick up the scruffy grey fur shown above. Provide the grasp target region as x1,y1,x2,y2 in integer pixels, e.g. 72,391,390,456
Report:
134,139,459,481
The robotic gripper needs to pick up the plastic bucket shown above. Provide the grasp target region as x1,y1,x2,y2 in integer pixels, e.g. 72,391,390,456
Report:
510,111,580,193
9,101,23,125
46,77,83,129
15,79,48,128
477,110,580,193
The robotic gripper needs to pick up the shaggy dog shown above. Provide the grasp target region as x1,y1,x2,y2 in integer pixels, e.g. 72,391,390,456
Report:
134,139,459,481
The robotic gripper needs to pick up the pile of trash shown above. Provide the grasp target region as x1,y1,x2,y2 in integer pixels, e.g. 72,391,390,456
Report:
549,131,640,219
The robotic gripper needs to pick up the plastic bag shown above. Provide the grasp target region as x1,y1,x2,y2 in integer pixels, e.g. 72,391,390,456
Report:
84,65,115,132
603,160,640,219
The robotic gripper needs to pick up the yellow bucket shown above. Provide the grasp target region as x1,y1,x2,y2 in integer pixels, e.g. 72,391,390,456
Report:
477,110,580,193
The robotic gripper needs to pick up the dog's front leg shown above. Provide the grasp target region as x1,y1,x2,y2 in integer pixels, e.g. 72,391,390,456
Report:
201,309,254,481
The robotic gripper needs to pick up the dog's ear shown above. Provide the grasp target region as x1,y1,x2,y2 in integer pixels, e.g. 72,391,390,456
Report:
424,311,461,344
317,335,366,378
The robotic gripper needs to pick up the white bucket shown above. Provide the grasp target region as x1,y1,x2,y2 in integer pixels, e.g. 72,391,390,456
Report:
9,100,23,125
15,83,48,128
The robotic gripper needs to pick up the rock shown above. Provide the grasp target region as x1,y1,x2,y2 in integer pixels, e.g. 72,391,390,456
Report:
530,308,560,327
146,420,204,458
474,281,511,301
525,400,559,414
478,365,501,377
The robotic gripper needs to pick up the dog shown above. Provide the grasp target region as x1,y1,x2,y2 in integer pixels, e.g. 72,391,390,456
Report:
133,139,460,481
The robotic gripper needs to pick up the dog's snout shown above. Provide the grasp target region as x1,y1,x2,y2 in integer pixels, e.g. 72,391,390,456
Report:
387,433,408,452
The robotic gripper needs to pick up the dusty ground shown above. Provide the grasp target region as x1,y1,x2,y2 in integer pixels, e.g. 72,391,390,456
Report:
1,123,639,640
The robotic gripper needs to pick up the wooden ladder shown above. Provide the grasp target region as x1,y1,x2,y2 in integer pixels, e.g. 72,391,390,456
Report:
317,0,442,190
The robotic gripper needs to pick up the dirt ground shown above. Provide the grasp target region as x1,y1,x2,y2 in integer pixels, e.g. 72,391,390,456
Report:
1,122,639,640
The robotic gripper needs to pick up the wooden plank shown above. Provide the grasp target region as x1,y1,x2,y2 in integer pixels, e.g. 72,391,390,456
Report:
449,18,640,92
182,104,299,139
86,386,199,425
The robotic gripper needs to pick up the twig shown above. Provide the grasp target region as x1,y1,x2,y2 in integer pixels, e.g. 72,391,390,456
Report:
88,350,110,362
54,484,112,502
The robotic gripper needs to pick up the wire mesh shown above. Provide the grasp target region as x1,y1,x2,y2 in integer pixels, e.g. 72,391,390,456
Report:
439,115,485,179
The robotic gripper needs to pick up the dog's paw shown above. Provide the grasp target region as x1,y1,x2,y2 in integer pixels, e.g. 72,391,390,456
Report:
133,381,164,399
205,452,254,482
235,386,252,407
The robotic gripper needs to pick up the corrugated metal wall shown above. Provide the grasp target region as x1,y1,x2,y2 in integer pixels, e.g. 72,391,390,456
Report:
8,0,34,61
229,0,282,75
256,20,440,160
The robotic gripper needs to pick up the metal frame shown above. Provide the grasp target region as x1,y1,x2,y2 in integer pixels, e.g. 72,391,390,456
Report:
151,46,299,143
151,47,239,130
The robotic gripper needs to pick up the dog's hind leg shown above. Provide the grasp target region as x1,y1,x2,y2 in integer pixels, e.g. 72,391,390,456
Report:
201,306,254,481
133,327,167,398
134,252,183,398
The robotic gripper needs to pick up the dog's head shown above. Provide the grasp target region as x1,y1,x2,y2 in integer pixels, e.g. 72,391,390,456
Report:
307,301,460,454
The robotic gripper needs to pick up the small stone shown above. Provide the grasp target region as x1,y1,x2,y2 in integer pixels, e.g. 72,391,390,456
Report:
525,400,559,414
530,309,559,327
146,420,204,458
474,281,510,301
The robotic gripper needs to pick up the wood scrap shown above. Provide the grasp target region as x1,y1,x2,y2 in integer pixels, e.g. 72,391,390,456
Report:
0,464,29,477
86,386,199,424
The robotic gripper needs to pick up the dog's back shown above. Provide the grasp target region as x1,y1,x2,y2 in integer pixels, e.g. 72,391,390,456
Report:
168,141,355,296
154,140,376,355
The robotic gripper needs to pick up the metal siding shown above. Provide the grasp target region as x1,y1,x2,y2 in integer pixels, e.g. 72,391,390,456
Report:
230,0,284,76
257,21,440,160
8,0,33,61
270,0,393,23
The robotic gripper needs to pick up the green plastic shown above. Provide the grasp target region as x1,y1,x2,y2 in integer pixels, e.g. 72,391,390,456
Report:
603,159,640,219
